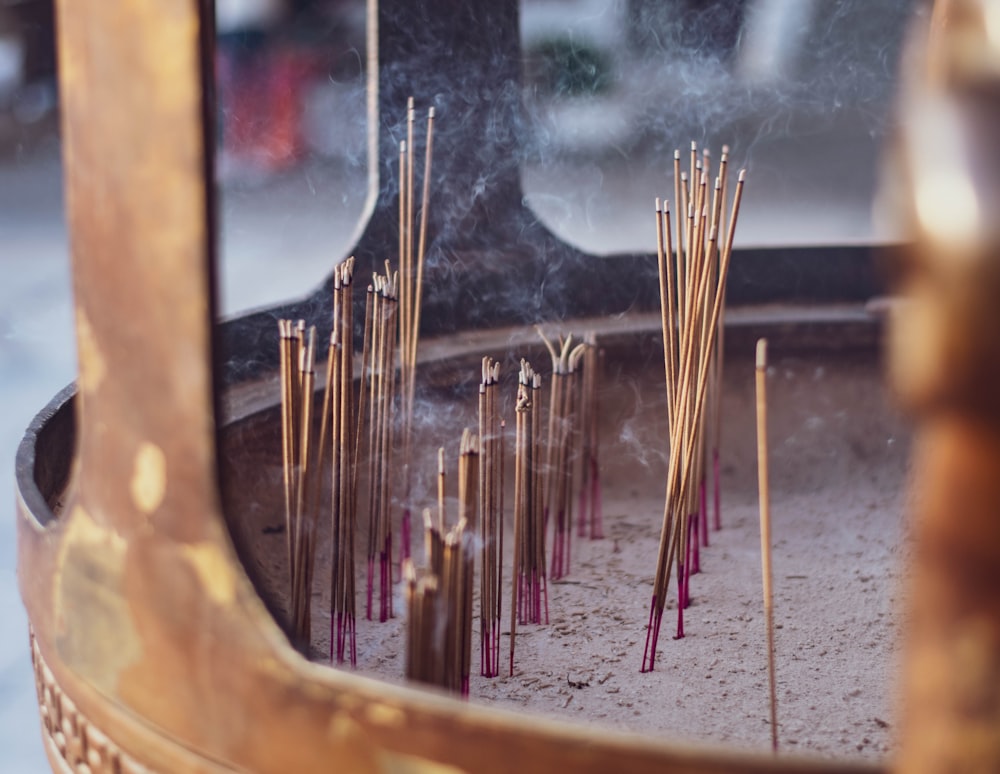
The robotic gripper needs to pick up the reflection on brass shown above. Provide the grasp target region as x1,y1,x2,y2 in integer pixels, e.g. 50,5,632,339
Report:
887,1,1000,772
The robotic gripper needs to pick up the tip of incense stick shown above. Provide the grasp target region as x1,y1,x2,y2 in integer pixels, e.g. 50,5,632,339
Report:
400,140,406,153
738,168,747,182
655,197,661,212
674,149,681,160
438,447,445,473
722,144,730,154
756,338,768,370
691,140,697,150
428,106,435,118
407,95,414,108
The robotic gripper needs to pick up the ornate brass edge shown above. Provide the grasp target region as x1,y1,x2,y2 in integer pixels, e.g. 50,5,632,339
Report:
30,629,153,774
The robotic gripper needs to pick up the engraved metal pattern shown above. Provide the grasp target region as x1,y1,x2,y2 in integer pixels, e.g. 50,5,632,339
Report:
30,630,153,774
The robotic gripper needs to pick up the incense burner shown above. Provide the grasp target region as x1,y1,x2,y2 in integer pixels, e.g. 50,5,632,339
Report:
15,0,1000,772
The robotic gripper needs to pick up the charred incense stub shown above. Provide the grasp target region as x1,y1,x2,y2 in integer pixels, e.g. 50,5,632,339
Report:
405,431,477,696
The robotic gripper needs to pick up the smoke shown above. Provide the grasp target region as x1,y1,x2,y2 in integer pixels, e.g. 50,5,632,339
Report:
217,0,918,381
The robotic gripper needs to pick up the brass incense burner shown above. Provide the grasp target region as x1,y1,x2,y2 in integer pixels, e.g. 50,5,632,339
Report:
15,0,1000,771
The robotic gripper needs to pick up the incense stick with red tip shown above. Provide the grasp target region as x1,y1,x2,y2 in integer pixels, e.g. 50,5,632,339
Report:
642,163,746,672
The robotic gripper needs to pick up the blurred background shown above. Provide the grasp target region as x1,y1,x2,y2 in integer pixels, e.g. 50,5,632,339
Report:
0,0,917,769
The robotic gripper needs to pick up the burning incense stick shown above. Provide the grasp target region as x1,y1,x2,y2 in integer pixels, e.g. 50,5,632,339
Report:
328,258,358,665
510,359,547,676
277,260,359,660
577,333,603,540
364,267,399,623
642,153,746,672
277,317,325,651
479,358,504,678
756,338,779,752
537,330,586,580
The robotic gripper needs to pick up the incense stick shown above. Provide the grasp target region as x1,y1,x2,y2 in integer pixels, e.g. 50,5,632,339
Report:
510,359,547,676
756,338,779,752
405,432,476,696
364,267,399,623
577,333,603,540
327,258,358,665
399,102,437,563
642,156,747,672
537,330,586,580
479,358,504,677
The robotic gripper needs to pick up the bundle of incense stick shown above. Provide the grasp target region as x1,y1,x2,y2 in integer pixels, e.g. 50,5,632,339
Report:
577,332,604,540
405,432,476,696
510,359,547,676
478,357,504,678
641,143,746,672
537,329,587,580
279,318,319,649
326,258,358,665
397,98,436,561
364,265,399,623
